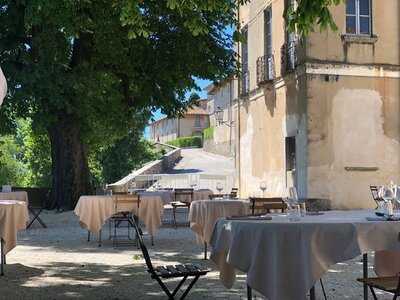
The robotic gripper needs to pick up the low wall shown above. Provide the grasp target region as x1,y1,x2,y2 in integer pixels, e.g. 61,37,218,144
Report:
203,139,234,158
108,143,181,193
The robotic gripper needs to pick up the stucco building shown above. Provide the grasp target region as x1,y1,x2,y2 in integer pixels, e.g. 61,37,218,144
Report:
235,0,400,209
149,100,210,143
204,80,237,157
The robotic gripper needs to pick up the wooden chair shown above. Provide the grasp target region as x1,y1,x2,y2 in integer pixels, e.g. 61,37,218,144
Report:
109,194,140,247
231,188,239,198
249,197,286,215
132,219,209,299
370,185,384,209
171,189,194,229
357,275,400,299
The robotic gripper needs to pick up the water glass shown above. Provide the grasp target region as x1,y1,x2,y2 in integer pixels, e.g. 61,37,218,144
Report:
288,204,301,221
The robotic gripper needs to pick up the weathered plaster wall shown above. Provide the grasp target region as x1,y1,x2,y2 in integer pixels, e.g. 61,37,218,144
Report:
306,1,400,65
238,86,288,198
307,75,400,209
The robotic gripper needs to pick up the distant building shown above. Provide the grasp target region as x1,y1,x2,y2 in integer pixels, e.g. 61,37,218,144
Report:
204,80,237,157
149,100,209,143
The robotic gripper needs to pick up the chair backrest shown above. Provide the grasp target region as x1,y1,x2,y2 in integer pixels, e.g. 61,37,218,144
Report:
231,188,238,198
132,220,156,275
209,194,226,200
249,197,286,215
114,194,140,213
370,185,383,205
174,188,194,203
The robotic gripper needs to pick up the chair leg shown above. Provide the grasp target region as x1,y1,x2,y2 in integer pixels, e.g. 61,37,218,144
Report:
1,239,4,276
180,275,200,300
171,275,188,297
247,285,252,300
98,230,102,247
320,279,328,300
87,231,90,242
369,286,378,300
109,220,112,240
204,242,207,260
173,206,177,229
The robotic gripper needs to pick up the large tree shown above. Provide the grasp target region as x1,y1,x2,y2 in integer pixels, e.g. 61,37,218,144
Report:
0,0,241,209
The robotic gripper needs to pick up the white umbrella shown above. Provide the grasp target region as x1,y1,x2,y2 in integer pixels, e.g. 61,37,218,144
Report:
0,67,7,106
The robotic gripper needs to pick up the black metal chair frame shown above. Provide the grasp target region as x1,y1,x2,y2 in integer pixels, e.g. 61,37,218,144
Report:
171,189,194,229
109,194,140,247
132,220,209,299
358,275,400,300
1,238,5,276
27,206,47,229
370,185,384,209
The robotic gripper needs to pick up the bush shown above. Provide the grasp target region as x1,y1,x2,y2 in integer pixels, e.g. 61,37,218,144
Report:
167,136,202,148
203,127,214,140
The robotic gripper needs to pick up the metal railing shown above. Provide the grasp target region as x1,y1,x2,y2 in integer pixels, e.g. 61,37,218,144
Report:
240,69,250,96
256,54,275,85
132,173,235,193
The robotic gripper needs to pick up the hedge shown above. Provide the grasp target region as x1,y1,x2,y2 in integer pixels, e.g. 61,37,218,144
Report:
203,127,214,140
167,136,202,148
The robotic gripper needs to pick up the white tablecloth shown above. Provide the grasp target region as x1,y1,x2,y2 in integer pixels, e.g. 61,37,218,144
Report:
210,210,400,300
74,195,164,236
0,200,29,254
0,192,29,206
189,200,249,244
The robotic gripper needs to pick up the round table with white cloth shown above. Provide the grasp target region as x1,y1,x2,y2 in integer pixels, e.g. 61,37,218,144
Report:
189,199,249,244
0,200,29,255
74,195,164,236
0,192,29,206
210,210,400,300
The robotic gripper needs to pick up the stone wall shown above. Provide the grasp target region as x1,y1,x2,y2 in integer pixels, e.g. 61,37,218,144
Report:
203,139,234,158
107,143,181,193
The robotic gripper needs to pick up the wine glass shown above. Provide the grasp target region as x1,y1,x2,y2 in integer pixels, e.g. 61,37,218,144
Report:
259,181,267,196
379,185,395,216
216,182,223,193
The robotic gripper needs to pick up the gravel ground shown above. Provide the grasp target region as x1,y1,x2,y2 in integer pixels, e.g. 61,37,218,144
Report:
0,209,394,300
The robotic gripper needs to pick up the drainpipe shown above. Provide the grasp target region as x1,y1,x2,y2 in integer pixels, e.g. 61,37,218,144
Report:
236,0,242,195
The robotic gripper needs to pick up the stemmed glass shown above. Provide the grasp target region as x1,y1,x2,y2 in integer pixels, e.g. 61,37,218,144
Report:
259,181,267,196
379,185,395,216
216,182,223,193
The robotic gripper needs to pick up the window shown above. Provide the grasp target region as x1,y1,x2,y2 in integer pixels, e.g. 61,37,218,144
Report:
264,7,272,56
241,26,248,71
346,0,371,35
194,115,201,128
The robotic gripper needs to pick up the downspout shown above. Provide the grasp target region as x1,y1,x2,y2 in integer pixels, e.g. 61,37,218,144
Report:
236,0,242,195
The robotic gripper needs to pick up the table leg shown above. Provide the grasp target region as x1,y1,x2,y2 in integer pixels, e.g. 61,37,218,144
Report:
204,242,207,260
247,285,252,300
310,286,316,300
363,253,368,300
98,230,102,247
1,238,4,276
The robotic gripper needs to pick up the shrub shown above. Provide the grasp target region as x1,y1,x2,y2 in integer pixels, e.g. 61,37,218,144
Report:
203,127,214,140
167,136,202,148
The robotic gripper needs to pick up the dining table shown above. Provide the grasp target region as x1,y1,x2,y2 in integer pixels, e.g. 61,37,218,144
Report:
74,194,164,240
0,191,29,205
0,200,29,275
189,199,250,259
210,210,400,300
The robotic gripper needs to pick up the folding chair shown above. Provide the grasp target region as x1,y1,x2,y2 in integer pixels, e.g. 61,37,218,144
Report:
171,188,193,228
109,194,140,247
357,275,400,299
370,185,384,209
249,197,286,215
132,220,209,299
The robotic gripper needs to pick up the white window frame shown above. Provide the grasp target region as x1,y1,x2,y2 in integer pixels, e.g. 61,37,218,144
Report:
346,0,372,35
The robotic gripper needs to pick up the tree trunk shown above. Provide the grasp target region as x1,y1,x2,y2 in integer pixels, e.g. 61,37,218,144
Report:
48,112,92,210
